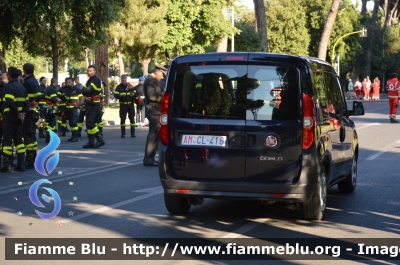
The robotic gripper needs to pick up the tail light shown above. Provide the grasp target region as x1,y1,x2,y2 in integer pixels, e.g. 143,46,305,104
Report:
159,92,170,146
302,93,315,149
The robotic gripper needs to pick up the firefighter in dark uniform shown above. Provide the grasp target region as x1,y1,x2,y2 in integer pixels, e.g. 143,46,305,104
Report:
77,98,85,137
134,77,145,126
57,78,69,136
115,75,137,138
22,63,39,169
1,67,29,172
0,72,9,159
81,65,105,148
37,76,47,138
76,77,85,137
64,77,81,142
44,78,59,143
96,80,106,137
143,65,167,166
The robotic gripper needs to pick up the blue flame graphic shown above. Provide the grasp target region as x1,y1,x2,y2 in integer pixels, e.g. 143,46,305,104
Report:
29,179,62,219
34,130,60,176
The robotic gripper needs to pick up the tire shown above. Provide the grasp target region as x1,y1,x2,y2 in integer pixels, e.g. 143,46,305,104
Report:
338,157,357,193
303,168,327,220
164,193,191,214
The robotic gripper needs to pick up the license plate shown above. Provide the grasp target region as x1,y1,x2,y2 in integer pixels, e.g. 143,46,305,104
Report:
181,135,227,147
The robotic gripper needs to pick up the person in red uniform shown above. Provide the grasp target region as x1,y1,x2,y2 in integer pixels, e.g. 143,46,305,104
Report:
386,73,400,123
372,77,380,100
354,78,362,100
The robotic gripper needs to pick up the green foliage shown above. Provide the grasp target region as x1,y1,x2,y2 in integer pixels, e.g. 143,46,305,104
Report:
266,0,310,55
111,0,168,61
229,22,262,52
4,39,46,73
159,0,237,58
230,4,262,52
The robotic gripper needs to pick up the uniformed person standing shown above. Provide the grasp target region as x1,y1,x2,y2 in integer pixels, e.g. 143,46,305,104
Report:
44,78,59,143
134,77,145,126
64,78,81,142
81,65,105,148
96,80,106,137
143,65,167,166
115,75,137,138
37,76,47,138
22,63,39,169
1,67,29,172
57,78,69,136
0,72,9,160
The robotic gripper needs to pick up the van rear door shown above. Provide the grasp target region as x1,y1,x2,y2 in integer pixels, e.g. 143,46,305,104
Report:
244,57,303,183
167,54,248,181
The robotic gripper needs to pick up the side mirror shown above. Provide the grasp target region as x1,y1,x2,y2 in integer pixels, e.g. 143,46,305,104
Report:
348,101,365,116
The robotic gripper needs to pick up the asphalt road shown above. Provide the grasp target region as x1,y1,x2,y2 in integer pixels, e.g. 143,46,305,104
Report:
0,96,399,265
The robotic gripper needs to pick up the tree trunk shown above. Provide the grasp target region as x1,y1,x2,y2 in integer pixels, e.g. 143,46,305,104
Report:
142,58,151,75
50,36,59,80
361,0,368,15
216,36,229,52
85,49,89,69
95,45,109,105
0,51,6,72
382,0,390,59
318,0,340,61
253,0,268,52
113,37,124,76
365,0,380,77
216,7,229,52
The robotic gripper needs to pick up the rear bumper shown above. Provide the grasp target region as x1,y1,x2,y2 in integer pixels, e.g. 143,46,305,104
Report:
158,145,321,203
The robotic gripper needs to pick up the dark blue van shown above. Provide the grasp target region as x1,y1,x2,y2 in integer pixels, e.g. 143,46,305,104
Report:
157,53,364,220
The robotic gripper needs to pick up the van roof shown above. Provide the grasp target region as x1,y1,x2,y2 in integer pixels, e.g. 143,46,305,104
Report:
173,52,332,68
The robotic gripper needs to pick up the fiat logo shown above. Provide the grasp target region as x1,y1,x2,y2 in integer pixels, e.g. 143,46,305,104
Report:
265,135,278,148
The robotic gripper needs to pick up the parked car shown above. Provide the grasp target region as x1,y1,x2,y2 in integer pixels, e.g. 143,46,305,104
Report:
157,52,365,220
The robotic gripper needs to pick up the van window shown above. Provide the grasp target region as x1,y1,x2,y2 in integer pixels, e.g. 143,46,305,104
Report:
311,69,330,125
171,64,247,119
247,65,299,121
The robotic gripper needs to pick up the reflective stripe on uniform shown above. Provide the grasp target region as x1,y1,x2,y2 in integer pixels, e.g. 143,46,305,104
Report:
5,94,15,100
2,146,13,155
87,127,99,134
91,83,101,92
16,143,26,154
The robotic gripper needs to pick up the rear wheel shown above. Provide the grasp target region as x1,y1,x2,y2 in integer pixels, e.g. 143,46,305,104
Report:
338,157,357,193
164,193,191,214
303,168,327,220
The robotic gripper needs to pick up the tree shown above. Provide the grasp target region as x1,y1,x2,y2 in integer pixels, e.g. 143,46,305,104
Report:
365,0,381,76
111,0,167,76
96,46,109,105
230,5,262,52
318,0,341,60
0,0,121,79
253,0,268,52
159,0,236,59
265,0,310,55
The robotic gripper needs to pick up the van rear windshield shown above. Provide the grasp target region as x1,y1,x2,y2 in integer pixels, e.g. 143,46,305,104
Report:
171,63,299,121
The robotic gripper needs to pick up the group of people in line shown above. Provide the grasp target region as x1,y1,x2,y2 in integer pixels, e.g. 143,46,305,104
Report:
348,76,381,100
0,64,112,172
0,62,169,172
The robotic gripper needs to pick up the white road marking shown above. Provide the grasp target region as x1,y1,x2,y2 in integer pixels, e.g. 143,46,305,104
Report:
0,158,145,195
133,186,163,193
221,218,269,238
58,187,163,224
356,123,380,130
366,151,386,160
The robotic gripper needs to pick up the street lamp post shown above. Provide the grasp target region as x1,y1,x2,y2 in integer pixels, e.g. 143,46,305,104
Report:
331,27,367,75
